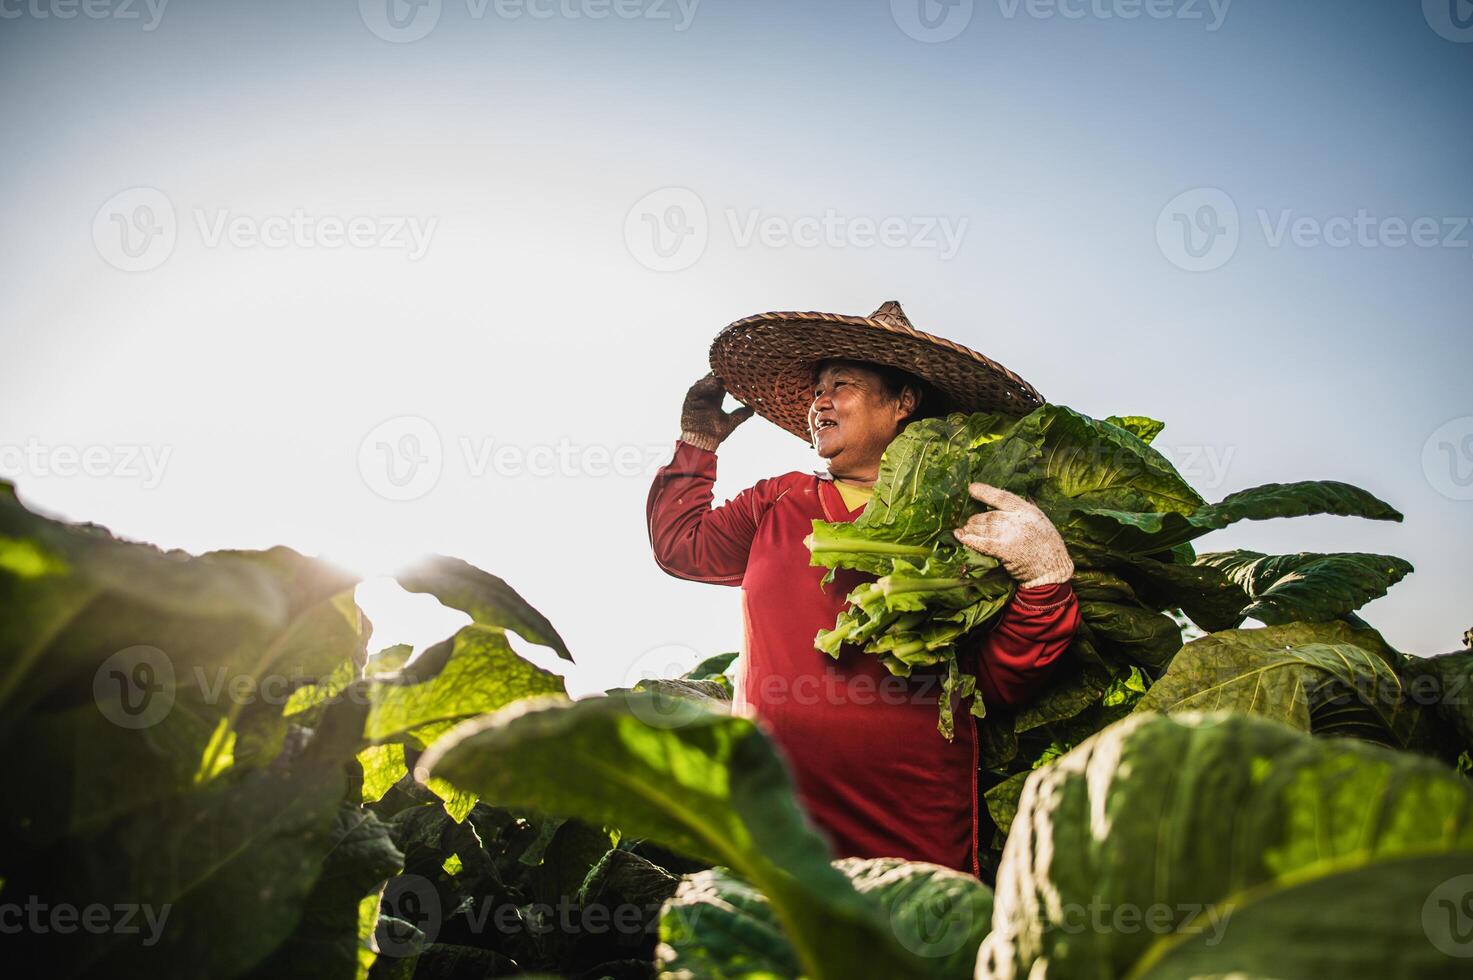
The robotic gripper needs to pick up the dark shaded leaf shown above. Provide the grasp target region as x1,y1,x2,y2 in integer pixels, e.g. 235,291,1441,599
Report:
422,693,930,979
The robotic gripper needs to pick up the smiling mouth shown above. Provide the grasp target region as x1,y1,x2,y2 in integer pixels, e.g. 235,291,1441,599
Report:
814,418,838,433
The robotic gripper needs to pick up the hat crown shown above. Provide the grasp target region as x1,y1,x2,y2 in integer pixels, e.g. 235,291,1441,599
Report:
869,300,913,332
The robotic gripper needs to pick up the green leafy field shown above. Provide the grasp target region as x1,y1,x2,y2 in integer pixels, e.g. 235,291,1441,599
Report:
3,403,1471,978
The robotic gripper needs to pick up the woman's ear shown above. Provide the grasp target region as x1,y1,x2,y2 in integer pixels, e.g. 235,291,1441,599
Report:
896,384,920,421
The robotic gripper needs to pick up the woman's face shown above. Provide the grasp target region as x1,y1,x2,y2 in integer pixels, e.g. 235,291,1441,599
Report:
808,361,916,469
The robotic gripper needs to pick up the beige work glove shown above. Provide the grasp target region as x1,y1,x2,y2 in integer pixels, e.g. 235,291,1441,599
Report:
680,373,754,452
952,482,1074,588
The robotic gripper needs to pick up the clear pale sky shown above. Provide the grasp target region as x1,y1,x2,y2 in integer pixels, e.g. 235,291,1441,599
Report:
2,0,1470,694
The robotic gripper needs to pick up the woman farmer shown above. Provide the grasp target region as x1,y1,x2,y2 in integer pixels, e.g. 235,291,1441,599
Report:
645,301,1081,878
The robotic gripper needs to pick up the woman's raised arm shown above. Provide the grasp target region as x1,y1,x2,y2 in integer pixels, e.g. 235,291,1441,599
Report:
646,374,766,585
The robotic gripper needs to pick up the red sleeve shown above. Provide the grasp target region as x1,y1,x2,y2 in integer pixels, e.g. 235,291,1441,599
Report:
645,440,775,587
968,581,1081,709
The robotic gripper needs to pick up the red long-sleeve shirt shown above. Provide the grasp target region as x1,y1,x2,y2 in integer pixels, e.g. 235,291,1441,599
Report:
645,440,1080,875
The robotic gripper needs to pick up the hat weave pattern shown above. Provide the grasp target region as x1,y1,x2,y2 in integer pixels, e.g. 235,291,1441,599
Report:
709,301,1044,442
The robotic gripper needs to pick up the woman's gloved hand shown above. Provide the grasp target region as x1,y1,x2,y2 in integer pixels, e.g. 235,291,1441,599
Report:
680,372,755,451
952,482,1074,588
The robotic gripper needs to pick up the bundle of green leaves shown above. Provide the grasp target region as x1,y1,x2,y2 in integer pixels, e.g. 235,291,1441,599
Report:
806,405,1413,751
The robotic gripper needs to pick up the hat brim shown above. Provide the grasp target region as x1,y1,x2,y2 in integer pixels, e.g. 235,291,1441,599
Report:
709,309,1044,442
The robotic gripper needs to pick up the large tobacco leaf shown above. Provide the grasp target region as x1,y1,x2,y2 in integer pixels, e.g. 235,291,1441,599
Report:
1102,414,1165,444
357,624,568,820
659,857,993,980
421,692,931,980
1196,549,1414,625
1132,620,1423,746
1070,479,1403,555
854,411,1016,545
394,554,572,661
1396,649,1473,764
362,625,567,746
0,498,363,740
979,711,1473,979
1023,405,1204,522
1132,851,1473,979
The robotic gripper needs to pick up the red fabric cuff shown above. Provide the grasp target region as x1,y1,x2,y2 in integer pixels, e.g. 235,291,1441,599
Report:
1013,581,1074,607
675,438,717,458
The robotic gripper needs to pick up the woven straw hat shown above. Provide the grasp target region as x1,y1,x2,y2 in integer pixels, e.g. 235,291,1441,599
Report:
709,301,1044,442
